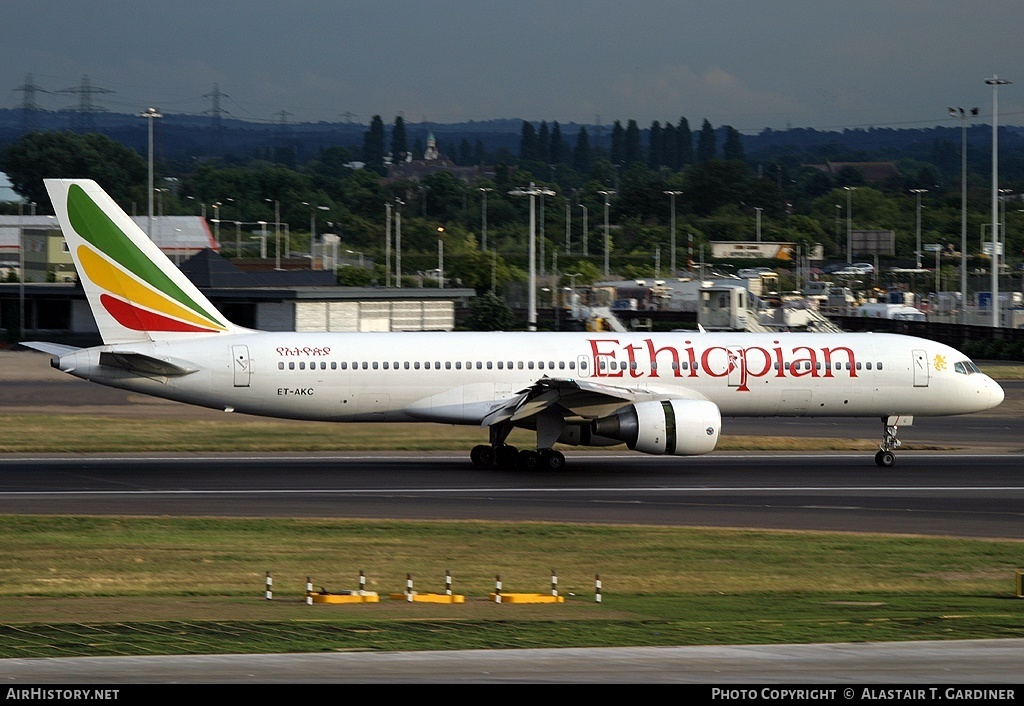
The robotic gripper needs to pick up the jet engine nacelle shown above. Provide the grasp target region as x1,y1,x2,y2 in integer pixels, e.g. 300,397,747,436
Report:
590,399,721,456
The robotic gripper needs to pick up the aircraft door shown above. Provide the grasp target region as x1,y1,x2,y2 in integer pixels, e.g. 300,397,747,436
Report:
912,349,929,387
232,345,251,387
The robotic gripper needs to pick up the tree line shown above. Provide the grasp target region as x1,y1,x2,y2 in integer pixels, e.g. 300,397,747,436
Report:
3,117,1024,298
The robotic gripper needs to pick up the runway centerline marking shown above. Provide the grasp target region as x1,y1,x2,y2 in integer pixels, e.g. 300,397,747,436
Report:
3,485,1024,497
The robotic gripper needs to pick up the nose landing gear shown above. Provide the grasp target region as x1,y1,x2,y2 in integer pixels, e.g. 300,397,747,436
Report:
875,415,911,467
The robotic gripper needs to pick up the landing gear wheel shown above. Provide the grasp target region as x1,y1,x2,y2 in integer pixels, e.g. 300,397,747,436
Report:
470,444,496,467
496,445,519,468
875,417,903,467
516,449,541,470
540,449,566,470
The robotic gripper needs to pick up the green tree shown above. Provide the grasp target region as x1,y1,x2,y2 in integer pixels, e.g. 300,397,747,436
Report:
722,126,745,161
391,116,408,161
310,145,355,179
617,162,661,221
420,171,466,222
662,121,678,169
572,127,592,171
464,290,517,330
697,119,717,163
624,120,643,166
561,258,602,285
610,120,625,165
549,121,567,165
454,139,469,166
337,265,376,286
676,116,694,167
519,121,538,161
536,121,550,164
684,160,749,216
647,121,663,169
0,131,146,208
363,116,386,174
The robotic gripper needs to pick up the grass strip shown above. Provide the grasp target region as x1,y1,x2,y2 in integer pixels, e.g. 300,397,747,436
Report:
0,415,884,453
0,517,1021,657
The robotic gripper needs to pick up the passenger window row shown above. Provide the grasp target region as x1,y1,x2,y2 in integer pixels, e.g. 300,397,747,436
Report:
277,359,885,372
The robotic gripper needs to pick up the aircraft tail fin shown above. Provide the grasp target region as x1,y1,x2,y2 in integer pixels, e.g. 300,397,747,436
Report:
44,179,238,345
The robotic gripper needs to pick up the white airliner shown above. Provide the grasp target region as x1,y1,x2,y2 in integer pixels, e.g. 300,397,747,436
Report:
24,179,1004,469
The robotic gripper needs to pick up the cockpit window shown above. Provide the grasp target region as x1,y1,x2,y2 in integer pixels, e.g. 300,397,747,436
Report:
954,360,981,375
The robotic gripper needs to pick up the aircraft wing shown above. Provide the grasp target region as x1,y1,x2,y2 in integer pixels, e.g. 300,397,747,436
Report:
480,377,706,427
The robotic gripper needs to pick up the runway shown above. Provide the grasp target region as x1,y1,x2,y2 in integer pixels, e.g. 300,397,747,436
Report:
1,451,1023,537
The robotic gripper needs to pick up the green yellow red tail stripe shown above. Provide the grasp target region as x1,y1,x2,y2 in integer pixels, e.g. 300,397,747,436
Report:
44,178,236,344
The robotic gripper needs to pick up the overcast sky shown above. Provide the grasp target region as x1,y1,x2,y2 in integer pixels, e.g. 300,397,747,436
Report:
4,1,1024,132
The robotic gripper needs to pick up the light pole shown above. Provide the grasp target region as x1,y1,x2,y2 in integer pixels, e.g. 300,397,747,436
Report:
264,199,280,269
257,221,268,259
437,228,445,288
394,198,404,287
1000,189,1013,267
539,191,546,279
598,189,615,277
844,186,857,264
210,201,222,248
384,202,392,282
754,207,763,242
580,204,589,257
986,74,1011,326
565,270,581,317
509,182,555,331
664,190,682,277
17,202,24,336
153,188,170,261
303,202,329,254
910,189,928,269
322,234,339,273
138,107,162,238
478,187,492,252
565,201,571,255
950,106,978,322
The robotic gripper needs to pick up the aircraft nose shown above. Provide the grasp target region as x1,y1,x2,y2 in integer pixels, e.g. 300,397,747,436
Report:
989,379,1005,408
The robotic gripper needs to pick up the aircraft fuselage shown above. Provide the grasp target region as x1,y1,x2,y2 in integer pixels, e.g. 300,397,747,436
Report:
51,330,1004,425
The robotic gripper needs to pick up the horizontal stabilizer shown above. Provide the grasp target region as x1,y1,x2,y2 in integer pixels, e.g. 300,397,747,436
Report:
99,351,198,377
20,342,81,357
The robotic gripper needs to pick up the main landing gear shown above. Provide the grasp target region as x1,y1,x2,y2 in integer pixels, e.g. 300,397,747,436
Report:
471,418,569,467
470,444,566,471
874,416,904,468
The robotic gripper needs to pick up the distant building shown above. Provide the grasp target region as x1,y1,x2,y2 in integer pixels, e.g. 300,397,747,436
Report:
385,131,495,184
1,247,475,339
0,215,216,275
